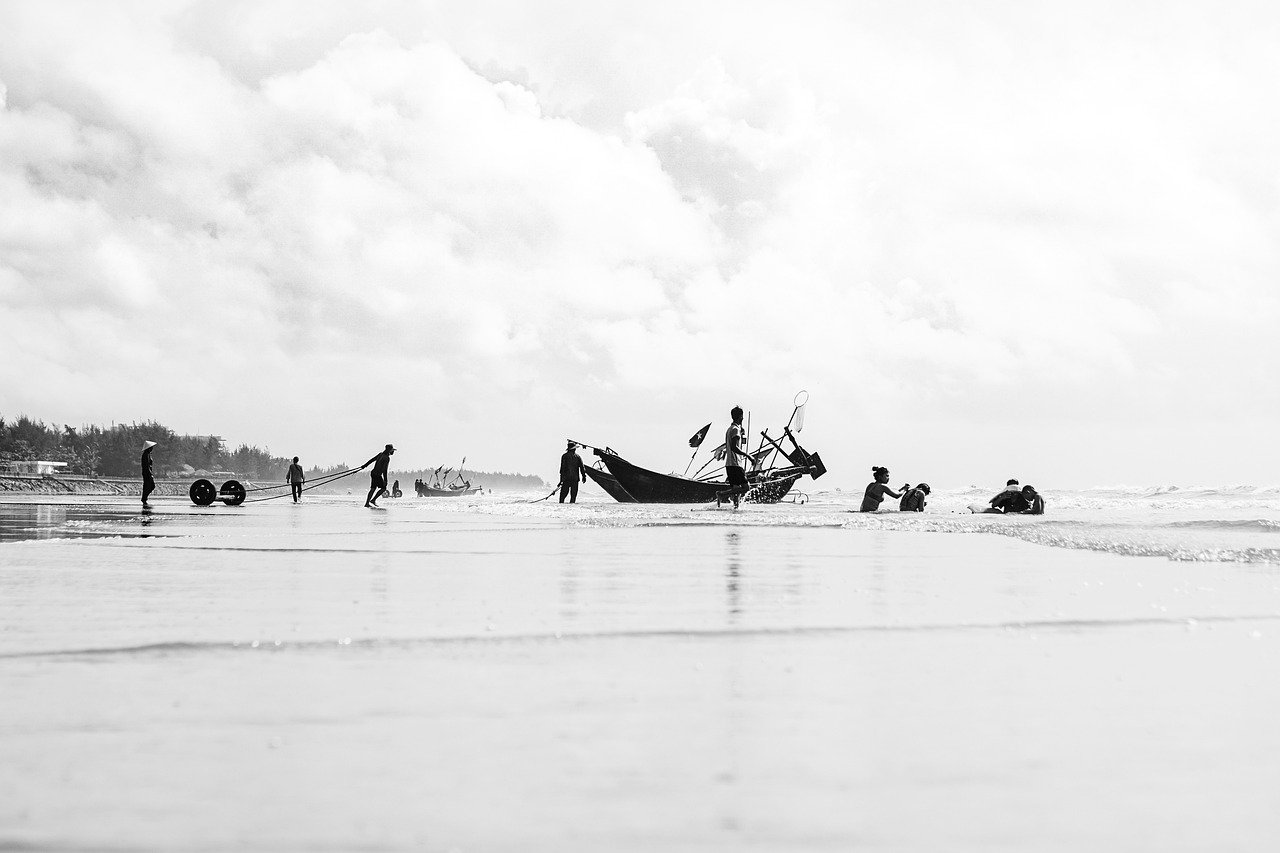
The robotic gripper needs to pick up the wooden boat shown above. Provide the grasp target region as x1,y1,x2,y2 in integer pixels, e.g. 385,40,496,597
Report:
416,458,481,497
580,391,825,505
417,485,482,497
590,449,805,505
583,466,637,502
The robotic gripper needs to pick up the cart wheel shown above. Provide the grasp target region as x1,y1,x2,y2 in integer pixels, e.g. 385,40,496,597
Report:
219,479,247,506
189,479,217,506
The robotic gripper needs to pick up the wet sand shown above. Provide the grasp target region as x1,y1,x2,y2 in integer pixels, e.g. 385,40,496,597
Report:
2,498,1279,850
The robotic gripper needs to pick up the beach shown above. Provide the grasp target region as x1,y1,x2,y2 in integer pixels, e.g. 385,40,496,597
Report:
2,492,1280,851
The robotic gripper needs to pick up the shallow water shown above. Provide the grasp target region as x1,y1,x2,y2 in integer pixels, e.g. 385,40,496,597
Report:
3,494,1280,850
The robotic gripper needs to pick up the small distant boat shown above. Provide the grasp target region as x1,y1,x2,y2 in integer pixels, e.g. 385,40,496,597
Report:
416,458,482,498
418,484,482,498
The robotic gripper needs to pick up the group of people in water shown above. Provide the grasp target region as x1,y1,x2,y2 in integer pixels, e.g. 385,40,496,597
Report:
861,469,1044,514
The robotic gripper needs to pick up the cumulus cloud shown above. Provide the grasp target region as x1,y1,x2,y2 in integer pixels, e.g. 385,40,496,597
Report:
1,0,1277,486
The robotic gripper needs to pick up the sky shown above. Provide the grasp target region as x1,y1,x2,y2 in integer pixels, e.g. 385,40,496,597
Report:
1,0,1277,489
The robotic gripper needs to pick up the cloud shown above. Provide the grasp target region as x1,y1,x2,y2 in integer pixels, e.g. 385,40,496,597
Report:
1,1,1278,487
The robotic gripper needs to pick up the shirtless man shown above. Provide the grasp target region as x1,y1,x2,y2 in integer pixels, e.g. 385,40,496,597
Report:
361,444,395,508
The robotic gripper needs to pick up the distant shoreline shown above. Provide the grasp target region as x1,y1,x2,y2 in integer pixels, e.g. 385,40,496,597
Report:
0,474,189,497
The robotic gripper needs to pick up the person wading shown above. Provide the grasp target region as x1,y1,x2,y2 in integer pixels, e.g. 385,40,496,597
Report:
286,456,305,503
559,441,587,503
717,406,750,508
361,444,395,508
140,440,157,508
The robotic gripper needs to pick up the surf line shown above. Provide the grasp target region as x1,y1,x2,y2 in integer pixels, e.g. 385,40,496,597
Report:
5,612,1278,661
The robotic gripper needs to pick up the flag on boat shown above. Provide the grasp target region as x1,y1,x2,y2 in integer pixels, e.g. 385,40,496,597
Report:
688,423,712,448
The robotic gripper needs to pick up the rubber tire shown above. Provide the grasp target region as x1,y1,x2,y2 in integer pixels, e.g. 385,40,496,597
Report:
189,479,217,506
219,479,247,506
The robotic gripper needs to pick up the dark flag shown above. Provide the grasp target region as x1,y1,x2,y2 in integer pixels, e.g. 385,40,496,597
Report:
688,423,712,448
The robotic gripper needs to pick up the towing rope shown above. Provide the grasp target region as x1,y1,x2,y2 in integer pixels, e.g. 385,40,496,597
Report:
242,467,364,503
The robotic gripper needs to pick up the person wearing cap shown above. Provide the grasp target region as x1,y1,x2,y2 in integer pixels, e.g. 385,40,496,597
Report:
361,444,395,508
140,440,157,508
286,456,305,503
559,441,587,504
899,482,930,512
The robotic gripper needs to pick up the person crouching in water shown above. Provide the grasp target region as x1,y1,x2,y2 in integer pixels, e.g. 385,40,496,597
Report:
1004,484,1045,515
989,478,1021,512
861,466,907,512
716,406,750,508
900,482,930,512
559,441,587,503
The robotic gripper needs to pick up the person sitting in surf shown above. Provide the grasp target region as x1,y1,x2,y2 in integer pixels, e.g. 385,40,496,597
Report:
900,482,930,512
1005,485,1044,515
989,479,1021,512
861,466,907,512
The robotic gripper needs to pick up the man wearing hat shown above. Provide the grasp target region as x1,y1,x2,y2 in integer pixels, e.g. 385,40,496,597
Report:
361,443,396,508
559,441,587,504
140,440,158,508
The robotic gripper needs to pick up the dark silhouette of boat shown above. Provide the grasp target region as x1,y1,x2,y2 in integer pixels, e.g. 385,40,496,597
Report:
578,391,825,505
587,448,810,504
583,465,637,502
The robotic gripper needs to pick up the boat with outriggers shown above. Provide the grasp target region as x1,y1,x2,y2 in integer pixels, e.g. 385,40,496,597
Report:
578,391,826,504
415,459,482,497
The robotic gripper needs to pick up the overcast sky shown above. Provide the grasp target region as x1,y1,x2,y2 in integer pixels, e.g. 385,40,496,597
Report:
2,0,1277,488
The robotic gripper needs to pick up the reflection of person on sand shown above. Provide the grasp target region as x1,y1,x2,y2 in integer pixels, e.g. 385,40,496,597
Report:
140,441,157,508
286,456,305,503
716,406,750,508
860,466,906,512
559,441,587,503
989,479,1020,511
361,444,395,508
900,483,930,512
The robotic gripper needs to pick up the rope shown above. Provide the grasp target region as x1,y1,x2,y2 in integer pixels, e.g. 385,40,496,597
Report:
243,467,363,503
524,484,560,503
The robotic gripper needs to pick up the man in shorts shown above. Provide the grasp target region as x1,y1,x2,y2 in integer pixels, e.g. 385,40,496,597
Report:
717,406,749,508
361,444,395,508
286,456,305,502
559,441,587,504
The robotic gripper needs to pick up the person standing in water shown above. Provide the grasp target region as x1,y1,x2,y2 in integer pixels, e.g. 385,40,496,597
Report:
717,406,750,508
860,466,907,512
361,444,395,508
559,441,587,503
286,456,305,503
140,440,157,508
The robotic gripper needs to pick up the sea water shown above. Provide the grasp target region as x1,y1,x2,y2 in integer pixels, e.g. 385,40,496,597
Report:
2,489,1279,850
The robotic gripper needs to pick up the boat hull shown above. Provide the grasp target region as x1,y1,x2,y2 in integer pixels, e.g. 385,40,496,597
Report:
417,487,481,497
593,450,801,504
583,466,638,502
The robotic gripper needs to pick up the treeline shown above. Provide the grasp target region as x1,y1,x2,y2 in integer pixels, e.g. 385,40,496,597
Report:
0,415,291,478
1,415,548,488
